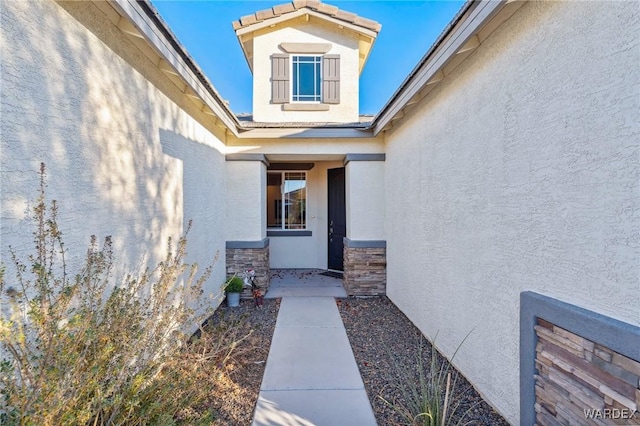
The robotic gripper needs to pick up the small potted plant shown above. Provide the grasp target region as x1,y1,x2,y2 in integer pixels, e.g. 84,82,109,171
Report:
224,275,244,307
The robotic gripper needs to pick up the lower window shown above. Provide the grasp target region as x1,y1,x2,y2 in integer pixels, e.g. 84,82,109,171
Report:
267,171,307,230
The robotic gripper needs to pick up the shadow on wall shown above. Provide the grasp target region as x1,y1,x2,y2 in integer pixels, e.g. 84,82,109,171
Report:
0,1,225,301
1,0,169,270
160,128,227,284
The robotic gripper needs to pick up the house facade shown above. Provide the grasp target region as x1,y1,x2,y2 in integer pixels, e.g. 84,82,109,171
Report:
1,0,638,424
224,2,388,296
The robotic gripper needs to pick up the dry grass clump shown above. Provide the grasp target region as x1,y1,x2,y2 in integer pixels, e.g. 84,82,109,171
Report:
339,297,509,426
380,334,477,426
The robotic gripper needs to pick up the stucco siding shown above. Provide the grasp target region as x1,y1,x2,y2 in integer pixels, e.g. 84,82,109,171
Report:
384,1,639,423
1,1,227,305
345,161,385,241
226,161,267,241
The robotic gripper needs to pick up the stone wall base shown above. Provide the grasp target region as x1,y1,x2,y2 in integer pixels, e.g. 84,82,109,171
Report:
343,245,386,296
226,246,270,299
534,320,640,425
521,292,640,425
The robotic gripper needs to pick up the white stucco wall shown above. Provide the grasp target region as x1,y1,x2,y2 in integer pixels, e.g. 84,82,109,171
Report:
226,161,267,241
269,161,343,268
1,1,228,308
384,1,639,423
252,18,360,123
345,161,385,241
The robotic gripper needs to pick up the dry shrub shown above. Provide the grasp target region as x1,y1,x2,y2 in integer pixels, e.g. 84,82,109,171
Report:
0,164,249,425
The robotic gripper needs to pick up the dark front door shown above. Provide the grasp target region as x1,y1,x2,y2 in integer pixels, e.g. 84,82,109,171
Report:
327,167,346,271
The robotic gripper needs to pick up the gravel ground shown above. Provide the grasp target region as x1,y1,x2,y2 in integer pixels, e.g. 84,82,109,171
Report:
203,295,507,425
338,296,509,426
199,297,280,425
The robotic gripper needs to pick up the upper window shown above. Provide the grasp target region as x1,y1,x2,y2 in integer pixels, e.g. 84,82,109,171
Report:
292,56,322,102
267,172,307,230
271,54,340,105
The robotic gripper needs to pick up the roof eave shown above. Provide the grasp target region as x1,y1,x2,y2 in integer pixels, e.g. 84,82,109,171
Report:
104,0,525,141
108,0,242,136
371,0,525,136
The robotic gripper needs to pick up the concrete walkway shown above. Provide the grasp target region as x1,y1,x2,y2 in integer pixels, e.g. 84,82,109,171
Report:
252,271,376,426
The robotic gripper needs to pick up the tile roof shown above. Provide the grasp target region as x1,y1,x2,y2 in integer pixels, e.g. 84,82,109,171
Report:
232,0,381,33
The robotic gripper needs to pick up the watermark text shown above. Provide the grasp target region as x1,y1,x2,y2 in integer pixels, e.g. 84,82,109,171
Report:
584,408,638,420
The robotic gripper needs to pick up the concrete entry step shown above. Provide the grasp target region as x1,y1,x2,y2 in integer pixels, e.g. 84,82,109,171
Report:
266,269,347,298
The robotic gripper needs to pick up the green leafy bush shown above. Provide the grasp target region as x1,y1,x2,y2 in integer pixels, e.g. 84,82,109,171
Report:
224,276,244,293
0,164,244,425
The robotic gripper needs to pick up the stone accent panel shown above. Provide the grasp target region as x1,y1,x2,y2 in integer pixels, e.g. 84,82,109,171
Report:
534,319,640,425
343,246,386,296
226,246,270,299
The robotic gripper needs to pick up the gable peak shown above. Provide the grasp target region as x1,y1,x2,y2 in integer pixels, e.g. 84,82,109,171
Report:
232,0,381,34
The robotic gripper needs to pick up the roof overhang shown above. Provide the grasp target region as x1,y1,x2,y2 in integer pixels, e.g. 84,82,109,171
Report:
89,0,525,141
371,0,525,136
102,0,241,137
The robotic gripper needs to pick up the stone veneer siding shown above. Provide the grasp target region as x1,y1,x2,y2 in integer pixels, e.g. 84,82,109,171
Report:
226,243,270,299
534,320,640,425
343,240,386,296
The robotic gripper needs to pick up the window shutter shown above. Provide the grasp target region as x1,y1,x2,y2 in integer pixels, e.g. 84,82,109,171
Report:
271,54,289,104
322,55,340,104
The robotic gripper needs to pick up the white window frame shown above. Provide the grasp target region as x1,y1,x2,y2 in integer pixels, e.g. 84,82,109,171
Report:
267,171,308,231
291,55,322,103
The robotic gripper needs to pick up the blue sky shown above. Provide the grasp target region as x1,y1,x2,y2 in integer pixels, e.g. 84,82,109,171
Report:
150,1,466,115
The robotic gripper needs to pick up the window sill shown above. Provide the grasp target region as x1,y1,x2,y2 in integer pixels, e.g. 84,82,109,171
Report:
282,104,330,111
267,230,312,237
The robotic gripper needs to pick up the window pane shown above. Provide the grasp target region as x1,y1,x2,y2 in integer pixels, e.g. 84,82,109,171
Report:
266,172,307,230
298,62,315,96
266,172,282,229
315,61,321,96
293,56,321,102
292,64,298,96
283,172,306,229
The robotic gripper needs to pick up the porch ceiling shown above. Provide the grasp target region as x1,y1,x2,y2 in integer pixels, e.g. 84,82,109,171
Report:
265,154,345,162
